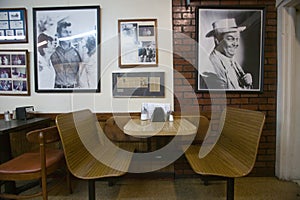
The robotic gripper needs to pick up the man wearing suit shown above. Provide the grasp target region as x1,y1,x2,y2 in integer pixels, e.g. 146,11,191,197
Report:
200,18,253,90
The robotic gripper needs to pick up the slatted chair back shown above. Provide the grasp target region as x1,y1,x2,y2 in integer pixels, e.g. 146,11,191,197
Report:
55,109,135,199
185,107,265,200
216,107,266,176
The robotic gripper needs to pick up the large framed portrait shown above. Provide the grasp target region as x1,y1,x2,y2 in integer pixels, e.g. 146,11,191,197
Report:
33,6,100,93
0,8,28,43
196,6,265,92
118,19,158,68
0,50,30,96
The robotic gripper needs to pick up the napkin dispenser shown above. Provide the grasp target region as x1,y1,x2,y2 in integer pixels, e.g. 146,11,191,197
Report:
151,107,166,122
16,106,35,120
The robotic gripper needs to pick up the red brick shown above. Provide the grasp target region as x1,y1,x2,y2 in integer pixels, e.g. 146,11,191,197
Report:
172,0,277,177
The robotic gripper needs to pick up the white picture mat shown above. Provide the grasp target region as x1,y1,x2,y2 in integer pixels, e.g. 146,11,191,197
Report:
141,102,171,120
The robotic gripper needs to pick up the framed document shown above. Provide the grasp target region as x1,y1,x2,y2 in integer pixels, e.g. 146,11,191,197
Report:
112,72,164,97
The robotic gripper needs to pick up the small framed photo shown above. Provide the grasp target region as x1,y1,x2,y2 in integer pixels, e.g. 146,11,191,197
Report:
196,6,265,92
118,19,158,68
0,50,30,96
0,8,28,43
33,6,101,93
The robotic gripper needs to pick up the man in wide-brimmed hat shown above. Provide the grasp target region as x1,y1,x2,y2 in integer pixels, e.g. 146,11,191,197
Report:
200,18,253,90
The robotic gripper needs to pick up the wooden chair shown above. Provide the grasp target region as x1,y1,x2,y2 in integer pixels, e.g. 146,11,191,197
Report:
0,126,71,200
185,107,265,200
55,109,135,200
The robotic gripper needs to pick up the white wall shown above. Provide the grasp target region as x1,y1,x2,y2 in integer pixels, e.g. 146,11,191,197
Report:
0,0,173,113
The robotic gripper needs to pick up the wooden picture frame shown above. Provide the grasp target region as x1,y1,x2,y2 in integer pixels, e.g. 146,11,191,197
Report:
33,6,101,93
0,50,30,96
0,8,28,43
196,6,265,92
118,19,158,68
112,72,164,97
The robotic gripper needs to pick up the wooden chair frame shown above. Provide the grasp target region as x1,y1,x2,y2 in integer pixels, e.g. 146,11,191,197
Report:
0,126,71,200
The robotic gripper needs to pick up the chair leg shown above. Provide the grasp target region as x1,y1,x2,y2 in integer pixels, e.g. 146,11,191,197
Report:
88,179,95,200
200,176,209,186
226,178,234,200
41,175,48,200
66,169,73,194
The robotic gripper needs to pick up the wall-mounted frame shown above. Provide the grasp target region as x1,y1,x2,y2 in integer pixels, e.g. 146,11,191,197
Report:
118,19,158,68
0,50,30,96
0,8,28,43
196,6,265,92
113,72,164,97
33,6,100,93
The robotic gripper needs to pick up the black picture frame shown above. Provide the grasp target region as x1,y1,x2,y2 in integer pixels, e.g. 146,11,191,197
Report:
33,6,101,93
196,6,265,92
112,72,164,97
118,19,158,68
0,8,28,43
0,50,30,96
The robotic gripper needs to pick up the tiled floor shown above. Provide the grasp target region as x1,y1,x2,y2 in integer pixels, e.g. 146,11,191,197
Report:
27,176,300,200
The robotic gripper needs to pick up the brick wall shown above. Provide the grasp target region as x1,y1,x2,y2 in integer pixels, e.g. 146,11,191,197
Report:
173,0,277,176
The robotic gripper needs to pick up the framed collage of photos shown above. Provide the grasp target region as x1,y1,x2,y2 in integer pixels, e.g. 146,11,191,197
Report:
118,19,158,68
0,50,30,96
0,8,28,43
33,6,101,93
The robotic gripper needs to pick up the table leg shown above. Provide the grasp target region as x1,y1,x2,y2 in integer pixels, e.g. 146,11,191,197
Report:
0,134,16,194
147,138,151,151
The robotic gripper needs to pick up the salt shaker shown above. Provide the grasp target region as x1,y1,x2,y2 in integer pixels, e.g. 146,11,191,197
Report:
4,111,11,121
168,111,174,122
141,107,148,121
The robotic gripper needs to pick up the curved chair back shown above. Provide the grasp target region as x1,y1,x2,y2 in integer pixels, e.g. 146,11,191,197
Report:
55,109,134,179
185,107,265,200
55,109,135,200
217,107,266,176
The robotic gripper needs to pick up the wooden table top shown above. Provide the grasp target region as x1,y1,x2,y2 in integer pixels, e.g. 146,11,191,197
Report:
123,118,197,137
0,117,50,135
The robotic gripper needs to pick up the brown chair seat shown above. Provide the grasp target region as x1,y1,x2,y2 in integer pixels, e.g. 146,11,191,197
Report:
0,126,72,200
0,149,63,175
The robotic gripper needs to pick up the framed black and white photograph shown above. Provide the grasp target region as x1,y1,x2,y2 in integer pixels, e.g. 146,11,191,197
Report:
33,6,100,93
0,50,30,96
196,6,265,92
0,8,28,43
118,19,158,68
